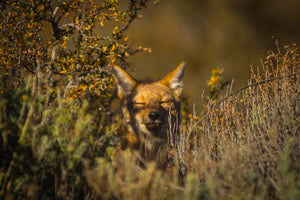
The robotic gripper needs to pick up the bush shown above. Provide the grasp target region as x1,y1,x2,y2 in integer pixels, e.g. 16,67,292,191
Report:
181,44,300,200
0,0,299,199
0,0,153,198
86,45,300,199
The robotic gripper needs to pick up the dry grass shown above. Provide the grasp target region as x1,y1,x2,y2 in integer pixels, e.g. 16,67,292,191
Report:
86,45,299,200
1,45,299,199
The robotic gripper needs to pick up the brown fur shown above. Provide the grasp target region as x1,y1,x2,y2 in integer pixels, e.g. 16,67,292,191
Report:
113,62,185,168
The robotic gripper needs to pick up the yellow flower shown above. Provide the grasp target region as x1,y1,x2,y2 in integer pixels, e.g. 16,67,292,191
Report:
59,70,67,74
211,67,224,75
207,76,219,86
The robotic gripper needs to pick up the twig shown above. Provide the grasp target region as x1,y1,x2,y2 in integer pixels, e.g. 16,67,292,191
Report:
119,0,139,35
52,6,59,19
214,72,299,108
190,72,300,133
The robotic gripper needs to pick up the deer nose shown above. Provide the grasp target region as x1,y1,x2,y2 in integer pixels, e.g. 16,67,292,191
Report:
148,111,160,121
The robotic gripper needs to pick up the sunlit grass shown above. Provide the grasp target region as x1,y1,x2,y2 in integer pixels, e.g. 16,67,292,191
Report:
1,45,299,199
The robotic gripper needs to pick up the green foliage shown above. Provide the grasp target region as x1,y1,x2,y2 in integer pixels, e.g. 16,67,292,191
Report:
0,78,117,198
0,0,154,198
0,0,299,199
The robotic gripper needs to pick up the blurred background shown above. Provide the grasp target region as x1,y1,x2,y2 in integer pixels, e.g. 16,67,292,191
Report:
122,0,300,109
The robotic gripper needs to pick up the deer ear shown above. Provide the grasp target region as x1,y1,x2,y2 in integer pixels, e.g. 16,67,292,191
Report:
160,61,185,97
113,65,137,99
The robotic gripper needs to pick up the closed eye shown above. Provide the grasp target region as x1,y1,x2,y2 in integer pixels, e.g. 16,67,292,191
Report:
133,102,146,105
132,102,146,109
159,100,173,104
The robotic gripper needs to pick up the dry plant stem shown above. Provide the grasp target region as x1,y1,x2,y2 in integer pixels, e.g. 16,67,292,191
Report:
216,72,299,107
191,71,300,133
0,100,35,195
